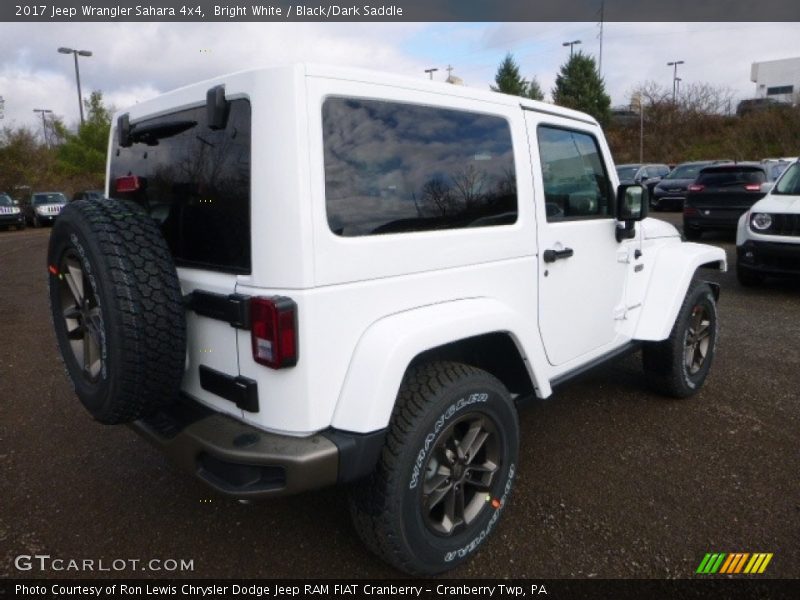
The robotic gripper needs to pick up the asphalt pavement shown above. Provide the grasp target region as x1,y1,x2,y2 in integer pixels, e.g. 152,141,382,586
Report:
1,214,798,579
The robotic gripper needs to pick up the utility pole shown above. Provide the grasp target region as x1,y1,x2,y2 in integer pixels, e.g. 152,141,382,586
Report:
667,60,684,104
424,68,438,80
33,109,53,148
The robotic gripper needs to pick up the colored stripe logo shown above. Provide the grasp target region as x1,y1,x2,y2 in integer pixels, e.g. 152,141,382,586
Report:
696,552,773,574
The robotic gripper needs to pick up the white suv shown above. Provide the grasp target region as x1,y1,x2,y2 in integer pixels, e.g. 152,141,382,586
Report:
47,64,726,575
736,160,800,285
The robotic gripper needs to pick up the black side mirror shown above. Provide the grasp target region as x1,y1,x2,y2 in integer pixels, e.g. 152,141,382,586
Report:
118,113,131,147
207,85,230,130
615,184,648,242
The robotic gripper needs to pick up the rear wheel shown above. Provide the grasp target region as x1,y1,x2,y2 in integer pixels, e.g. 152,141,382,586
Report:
48,198,186,424
349,362,519,575
642,281,718,398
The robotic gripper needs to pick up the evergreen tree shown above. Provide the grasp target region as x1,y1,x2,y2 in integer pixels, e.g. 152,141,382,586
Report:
55,91,112,177
491,53,529,97
526,76,545,101
552,52,611,126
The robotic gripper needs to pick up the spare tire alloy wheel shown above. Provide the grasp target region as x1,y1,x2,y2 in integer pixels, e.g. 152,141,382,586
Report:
48,198,186,424
57,247,105,382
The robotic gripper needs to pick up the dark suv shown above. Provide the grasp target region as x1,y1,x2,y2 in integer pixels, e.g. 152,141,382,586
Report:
616,163,671,199
651,161,720,211
683,163,769,240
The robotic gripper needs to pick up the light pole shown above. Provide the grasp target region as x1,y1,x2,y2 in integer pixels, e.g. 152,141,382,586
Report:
667,60,684,104
675,77,682,100
58,47,92,125
33,109,53,148
562,40,582,58
639,97,644,163
424,68,438,80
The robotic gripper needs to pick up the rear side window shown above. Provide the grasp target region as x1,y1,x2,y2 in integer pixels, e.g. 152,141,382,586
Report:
110,99,251,274
697,168,765,186
538,125,612,222
322,97,517,236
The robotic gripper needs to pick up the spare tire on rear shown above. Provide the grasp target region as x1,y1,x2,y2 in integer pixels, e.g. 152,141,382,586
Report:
48,198,186,424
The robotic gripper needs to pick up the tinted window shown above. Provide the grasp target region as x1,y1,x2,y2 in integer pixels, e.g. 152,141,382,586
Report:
666,163,707,179
322,98,517,236
538,126,612,222
0,194,12,206
616,166,640,180
110,100,251,273
774,163,800,195
697,168,766,186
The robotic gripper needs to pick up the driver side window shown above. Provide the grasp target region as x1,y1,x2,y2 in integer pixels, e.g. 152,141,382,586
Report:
537,125,612,222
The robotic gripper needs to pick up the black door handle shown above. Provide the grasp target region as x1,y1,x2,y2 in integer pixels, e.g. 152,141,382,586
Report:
543,248,574,263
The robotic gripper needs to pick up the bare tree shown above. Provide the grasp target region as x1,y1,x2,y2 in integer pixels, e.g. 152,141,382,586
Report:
450,165,487,209
421,177,456,216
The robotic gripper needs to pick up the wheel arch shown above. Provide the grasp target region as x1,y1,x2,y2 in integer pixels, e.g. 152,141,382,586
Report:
330,298,548,434
634,242,726,342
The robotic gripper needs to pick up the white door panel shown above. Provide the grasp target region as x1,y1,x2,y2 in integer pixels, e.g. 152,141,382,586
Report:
525,113,629,366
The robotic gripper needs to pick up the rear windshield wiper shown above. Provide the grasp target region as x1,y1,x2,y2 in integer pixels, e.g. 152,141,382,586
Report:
129,120,197,146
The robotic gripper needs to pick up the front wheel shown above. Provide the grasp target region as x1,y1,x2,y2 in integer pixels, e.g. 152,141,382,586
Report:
642,281,718,398
349,362,519,575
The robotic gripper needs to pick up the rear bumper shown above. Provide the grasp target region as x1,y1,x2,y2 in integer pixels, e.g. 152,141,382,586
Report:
737,240,800,277
130,397,385,499
684,213,743,231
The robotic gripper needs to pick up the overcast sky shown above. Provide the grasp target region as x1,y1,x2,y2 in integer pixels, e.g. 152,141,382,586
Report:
1,21,798,132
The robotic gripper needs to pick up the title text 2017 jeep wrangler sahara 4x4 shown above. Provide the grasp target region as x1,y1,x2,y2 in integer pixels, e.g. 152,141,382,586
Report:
48,64,725,575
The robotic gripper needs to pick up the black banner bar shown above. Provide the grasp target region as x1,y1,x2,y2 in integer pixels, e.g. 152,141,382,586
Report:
2,0,800,22
3,579,799,600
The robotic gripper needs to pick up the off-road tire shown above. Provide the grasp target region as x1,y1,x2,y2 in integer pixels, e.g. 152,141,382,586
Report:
349,361,519,575
642,281,718,398
48,198,186,424
736,264,765,287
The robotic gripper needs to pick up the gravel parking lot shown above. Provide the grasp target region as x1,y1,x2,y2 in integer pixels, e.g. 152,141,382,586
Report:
1,213,798,579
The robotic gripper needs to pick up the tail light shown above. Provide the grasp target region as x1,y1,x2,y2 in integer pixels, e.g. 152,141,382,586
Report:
744,183,761,192
115,175,142,193
687,184,704,192
250,296,298,369
683,206,699,216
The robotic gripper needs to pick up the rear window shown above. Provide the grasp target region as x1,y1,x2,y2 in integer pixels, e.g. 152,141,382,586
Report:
616,166,640,180
666,163,707,180
322,97,517,236
696,168,765,186
110,99,251,274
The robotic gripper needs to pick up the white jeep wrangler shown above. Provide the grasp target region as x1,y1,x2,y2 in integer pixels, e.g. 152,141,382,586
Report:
47,64,726,575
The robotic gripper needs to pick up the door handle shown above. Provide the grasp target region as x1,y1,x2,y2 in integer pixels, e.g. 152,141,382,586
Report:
543,248,574,263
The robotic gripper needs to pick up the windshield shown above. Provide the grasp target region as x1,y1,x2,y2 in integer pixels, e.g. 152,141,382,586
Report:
33,193,67,205
773,163,800,195
0,194,13,206
616,166,640,180
666,163,707,180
